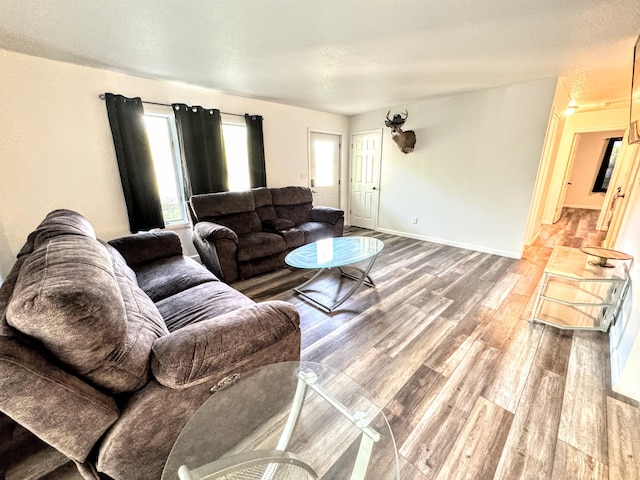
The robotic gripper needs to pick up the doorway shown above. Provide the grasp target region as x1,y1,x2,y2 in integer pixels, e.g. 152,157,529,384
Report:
560,130,625,224
350,130,382,230
528,113,640,250
309,131,341,209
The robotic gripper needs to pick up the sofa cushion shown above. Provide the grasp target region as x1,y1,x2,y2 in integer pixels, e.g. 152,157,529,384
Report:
108,231,183,266
252,187,277,223
262,218,295,232
134,256,218,302
150,301,300,389
279,228,305,249
237,232,286,262
191,191,255,217
155,282,254,332
6,235,167,394
270,186,313,206
34,208,96,242
104,242,138,284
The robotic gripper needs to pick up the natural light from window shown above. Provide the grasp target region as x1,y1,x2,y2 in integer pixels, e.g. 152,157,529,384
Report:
313,140,335,187
223,123,251,191
144,115,187,224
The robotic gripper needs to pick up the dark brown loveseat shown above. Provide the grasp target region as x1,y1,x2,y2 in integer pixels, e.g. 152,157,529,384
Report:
190,186,344,283
0,209,301,479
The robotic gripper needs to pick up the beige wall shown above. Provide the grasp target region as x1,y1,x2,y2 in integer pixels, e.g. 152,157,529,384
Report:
0,49,349,279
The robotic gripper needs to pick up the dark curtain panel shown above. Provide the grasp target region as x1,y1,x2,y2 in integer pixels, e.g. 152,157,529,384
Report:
245,114,267,188
173,104,228,195
104,93,164,233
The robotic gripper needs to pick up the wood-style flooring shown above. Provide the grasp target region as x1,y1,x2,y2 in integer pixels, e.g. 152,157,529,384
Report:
5,207,640,479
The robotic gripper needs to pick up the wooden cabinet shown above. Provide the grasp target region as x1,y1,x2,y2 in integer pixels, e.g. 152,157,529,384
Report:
531,246,631,332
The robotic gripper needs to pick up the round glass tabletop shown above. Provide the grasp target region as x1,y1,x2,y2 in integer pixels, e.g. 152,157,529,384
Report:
162,361,399,480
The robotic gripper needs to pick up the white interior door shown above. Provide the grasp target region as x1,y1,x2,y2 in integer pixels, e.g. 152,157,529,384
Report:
309,132,341,208
553,133,580,223
602,138,640,247
350,130,381,230
597,133,635,229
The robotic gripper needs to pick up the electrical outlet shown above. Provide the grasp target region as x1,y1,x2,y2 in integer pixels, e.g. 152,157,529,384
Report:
412,217,418,224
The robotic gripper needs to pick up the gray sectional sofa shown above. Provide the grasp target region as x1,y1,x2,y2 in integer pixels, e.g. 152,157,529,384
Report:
190,186,344,283
0,209,301,479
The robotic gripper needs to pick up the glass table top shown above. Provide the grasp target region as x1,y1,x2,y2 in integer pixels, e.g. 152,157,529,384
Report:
285,236,384,269
162,361,399,479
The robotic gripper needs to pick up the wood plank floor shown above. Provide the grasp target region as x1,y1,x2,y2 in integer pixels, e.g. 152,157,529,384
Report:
8,207,640,479
232,207,640,480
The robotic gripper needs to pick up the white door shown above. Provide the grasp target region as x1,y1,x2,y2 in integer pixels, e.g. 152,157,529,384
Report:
553,133,580,223
350,130,382,230
309,132,341,208
602,138,640,247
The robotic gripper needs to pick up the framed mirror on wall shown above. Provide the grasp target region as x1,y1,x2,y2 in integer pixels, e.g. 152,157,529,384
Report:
630,34,640,144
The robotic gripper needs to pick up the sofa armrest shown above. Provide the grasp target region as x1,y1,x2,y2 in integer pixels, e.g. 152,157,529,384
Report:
310,206,345,225
193,221,238,243
150,301,300,389
192,222,239,281
108,231,183,266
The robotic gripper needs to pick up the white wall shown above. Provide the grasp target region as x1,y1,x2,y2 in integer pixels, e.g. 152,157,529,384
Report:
611,158,640,401
350,78,557,258
524,80,570,245
0,49,349,278
564,130,624,210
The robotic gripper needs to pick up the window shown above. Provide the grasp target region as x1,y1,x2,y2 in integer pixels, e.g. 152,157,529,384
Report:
142,111,251,225
144,112,188,225
592,137,623,193
222,117,251,191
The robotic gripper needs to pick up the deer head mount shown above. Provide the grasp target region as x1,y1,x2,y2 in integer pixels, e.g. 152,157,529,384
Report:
385,110,416,154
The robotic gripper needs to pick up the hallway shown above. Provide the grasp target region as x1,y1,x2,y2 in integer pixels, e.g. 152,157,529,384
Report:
531,208,606,249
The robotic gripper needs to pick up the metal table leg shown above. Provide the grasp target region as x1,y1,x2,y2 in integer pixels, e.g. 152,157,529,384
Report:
293,254,379,312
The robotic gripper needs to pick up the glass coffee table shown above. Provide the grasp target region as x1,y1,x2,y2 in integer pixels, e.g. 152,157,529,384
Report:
285,236,384,312
162,361,398,480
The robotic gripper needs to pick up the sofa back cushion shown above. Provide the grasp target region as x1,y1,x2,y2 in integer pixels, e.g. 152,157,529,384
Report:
251,187,277,223
191,191,262,235
6,211,168,394
271,186,313,225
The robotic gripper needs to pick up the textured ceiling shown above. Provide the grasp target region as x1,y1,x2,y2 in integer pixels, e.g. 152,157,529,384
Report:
1,0,639,115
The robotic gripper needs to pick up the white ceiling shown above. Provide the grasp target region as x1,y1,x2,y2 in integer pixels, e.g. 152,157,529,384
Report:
1,0,639,115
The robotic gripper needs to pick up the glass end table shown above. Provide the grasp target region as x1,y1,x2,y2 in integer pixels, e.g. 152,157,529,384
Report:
531,246,632,331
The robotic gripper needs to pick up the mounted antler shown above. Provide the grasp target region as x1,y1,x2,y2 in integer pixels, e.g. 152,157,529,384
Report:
385,110,416,154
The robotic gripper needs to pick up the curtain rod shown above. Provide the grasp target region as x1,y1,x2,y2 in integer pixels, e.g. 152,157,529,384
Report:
98,93,248,118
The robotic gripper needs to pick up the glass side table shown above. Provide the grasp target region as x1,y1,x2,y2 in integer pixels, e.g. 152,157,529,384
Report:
530,246,632,332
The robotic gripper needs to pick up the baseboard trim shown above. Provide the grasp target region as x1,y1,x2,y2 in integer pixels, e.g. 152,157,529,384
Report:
375,228,522,259
612,378,640,402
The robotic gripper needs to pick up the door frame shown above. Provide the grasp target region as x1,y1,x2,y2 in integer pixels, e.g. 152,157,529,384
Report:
524,108,561,244
307,128,344,209
540,120,627,225
349,129,383,229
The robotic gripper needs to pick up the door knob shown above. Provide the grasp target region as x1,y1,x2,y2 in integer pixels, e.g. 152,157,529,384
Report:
372,187,377,190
